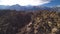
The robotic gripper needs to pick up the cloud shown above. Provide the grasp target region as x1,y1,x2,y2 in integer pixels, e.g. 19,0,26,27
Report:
55,5,60,7
0,0,51,6
0,0,2,2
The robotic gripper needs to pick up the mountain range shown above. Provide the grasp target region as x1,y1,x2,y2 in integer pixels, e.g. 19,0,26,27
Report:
0,4,60,11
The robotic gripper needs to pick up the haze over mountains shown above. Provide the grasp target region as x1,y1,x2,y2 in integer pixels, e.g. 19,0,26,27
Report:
0,4,60,11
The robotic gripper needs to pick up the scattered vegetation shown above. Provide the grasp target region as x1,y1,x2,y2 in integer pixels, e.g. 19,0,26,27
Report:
0,10,60,34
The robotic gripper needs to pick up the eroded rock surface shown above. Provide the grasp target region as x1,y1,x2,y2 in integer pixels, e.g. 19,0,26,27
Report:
0,10,60,34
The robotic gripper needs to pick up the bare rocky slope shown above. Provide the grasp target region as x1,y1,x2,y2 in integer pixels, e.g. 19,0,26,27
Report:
0,10,60,34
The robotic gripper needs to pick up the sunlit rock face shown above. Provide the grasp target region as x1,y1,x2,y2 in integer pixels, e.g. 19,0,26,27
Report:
0,10,60,34
17,10,60,34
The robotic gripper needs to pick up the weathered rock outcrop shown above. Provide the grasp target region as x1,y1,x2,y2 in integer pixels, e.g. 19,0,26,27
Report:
0,10,60,34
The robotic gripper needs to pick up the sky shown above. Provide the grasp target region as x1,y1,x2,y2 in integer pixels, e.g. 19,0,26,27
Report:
42,0,60,7
0,0,60,6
